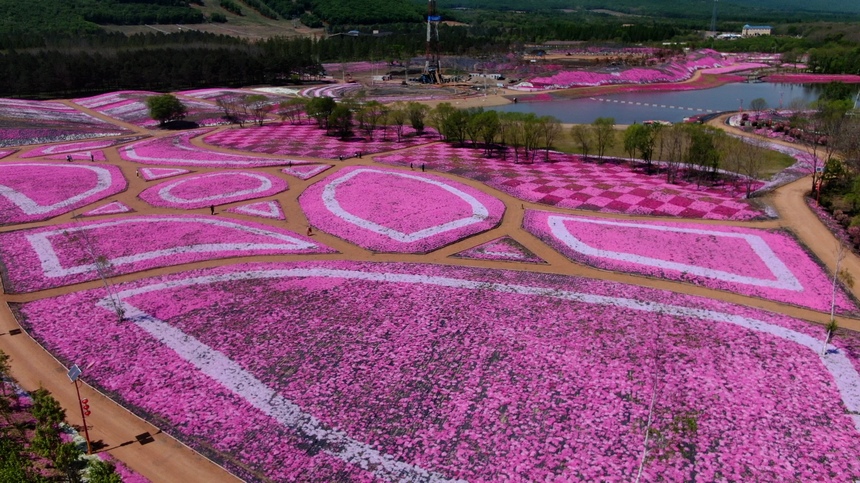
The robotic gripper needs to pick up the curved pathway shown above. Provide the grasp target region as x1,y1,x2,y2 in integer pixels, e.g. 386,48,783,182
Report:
1,97,859,482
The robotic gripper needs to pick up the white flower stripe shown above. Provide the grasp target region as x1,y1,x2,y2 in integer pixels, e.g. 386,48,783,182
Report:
0,163,118,215
25,217,317,278
156,172,273,205
322,168,490,243
548,215,803,291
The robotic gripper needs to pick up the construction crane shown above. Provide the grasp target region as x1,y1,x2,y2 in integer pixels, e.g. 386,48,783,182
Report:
422,0,442,84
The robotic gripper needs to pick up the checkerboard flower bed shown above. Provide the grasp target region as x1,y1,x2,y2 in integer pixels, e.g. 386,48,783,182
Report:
300,166,505,253
119,130,300,168
13,261,860,482
139,171,287,209
0,162,127,225
452,236,545,264
525,210,856,313
375,144,766,220
203,122,437,159
19,137,146,158
0,215,332,293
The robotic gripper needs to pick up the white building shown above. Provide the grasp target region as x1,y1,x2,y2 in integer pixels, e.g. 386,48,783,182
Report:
742,25,772,37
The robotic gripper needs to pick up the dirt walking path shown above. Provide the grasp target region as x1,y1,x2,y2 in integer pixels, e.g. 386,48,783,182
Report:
2,100,859,482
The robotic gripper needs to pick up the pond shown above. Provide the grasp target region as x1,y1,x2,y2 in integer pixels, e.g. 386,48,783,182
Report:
489,83,831,124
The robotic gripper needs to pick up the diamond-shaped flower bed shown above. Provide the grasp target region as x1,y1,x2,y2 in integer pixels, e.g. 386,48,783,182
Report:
139,167,191,181
225,201,285,220
376,144,766,220
13,261,860,482
452,236,546,264
139,171,287,209
203,122,437,159
0,215,333,292
300,166,505,253
0,162,127,225
282,164,332,180
79,201,133,217
525,210,856,313
0,149,14,159
120,130,301,168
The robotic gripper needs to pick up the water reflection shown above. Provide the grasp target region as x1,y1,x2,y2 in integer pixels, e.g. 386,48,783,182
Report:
489,83,845,124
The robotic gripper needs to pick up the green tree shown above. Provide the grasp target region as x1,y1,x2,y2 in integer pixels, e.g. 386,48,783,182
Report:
624,123,661,172
477,110,500,156
328,104,353,140
428,103,456,141
87,459,122,483
592,117,616,162
749,98,768,118
406,101,429,135
306,96,336,129
570,124,593,160
145,94,187,126
243,94,272,126
388,103,408,142
356,101,386,140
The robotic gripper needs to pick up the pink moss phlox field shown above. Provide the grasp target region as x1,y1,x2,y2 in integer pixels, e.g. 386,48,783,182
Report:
119,130,298,168
139,167,191,181
203,122,437,159
0,149,15,159
452,236,545,264
375,144,764,220
14,261,860,482
524,210,856,313
281,164,332,180
74,91,225,127
139,171,287,209
0,215,333,292
19,137,146,158
520,49,733,90
225,201,285,220
80,201,133,217
300,166,505,253
0,98,128,147
0,162,127,225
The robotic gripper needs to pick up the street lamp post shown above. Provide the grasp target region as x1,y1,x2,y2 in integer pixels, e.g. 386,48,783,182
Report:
67,364,92,454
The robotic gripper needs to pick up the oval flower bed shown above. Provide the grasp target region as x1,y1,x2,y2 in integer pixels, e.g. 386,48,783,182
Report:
19,137,146,158
524,210,856,314
300,166,505,253
0,215,333,293
13,261,860,482
0,162,127,225
139,171,287,209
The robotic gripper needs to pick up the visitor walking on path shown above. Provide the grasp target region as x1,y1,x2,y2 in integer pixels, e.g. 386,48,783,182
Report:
90,153,94,162
66,155,72,162
306,226,313,236
421,163,425,172
210,205,215,215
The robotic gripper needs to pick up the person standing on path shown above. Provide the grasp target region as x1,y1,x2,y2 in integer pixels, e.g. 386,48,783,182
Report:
67,155,72,162
421,163,425,172
210,205,215,215
90,153,94,162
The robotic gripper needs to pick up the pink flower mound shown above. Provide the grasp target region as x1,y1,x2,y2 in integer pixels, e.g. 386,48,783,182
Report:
524,210,856,313
139,171,287,209
699,63,768,74
80,201,133,217
375,145,765,220
0,162,127,225
120,130,295,168
19,137,146,158
203,122,437,159
14,261,860,482
139,167,191,181
526,49,726,89
452,236,545,264
225,201,285,220
74,91,224,127
0,98,129,147
281,164,332,180
0,215,333,292
765,74,860,84
301,166,504,253
0,149,14,159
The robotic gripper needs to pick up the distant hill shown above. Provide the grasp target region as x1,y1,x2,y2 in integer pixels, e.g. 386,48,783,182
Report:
431,0,860,18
